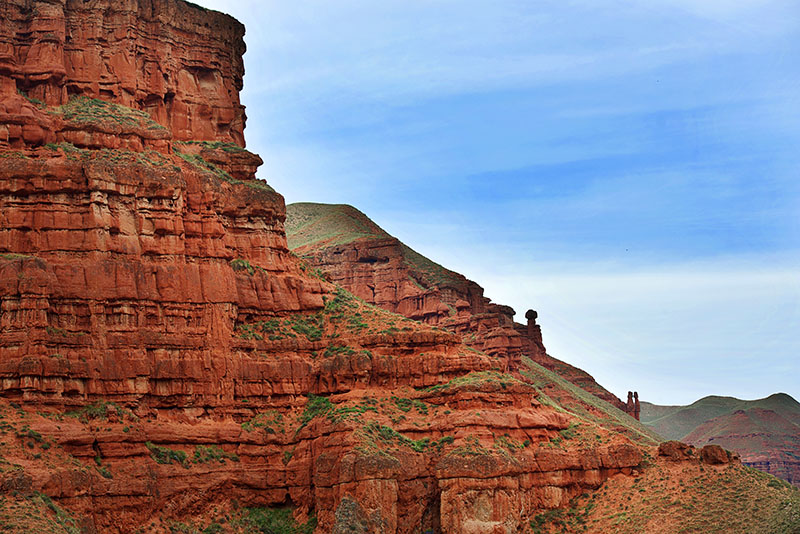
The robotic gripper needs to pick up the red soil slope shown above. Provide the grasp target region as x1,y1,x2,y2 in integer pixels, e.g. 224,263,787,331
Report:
642,394,800,487
684,408,800,487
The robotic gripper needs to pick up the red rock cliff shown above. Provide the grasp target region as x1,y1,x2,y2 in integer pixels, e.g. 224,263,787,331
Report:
1,0,248,145
286,202,628,412
0,2,660,533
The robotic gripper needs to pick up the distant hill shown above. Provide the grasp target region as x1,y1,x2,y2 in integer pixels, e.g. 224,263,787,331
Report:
642,393,800,486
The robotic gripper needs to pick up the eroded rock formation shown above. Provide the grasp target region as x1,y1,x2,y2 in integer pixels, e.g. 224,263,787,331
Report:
286,202,629,413
4,1,784,533
625,391,641,421
1,0,248,145
0,1,662,532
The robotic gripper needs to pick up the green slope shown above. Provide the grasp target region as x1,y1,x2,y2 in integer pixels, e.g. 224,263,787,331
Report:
521,356,662,446
286,202,390,251
286,202,467,290
641,393,800,441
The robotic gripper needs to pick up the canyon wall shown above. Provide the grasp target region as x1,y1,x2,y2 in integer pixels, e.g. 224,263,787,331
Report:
0,0,247,145
0,1,656,532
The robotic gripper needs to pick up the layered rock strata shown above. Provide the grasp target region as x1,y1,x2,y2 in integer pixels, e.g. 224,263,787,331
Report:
0,0,248,145
286,202,628,412
0,1,661,532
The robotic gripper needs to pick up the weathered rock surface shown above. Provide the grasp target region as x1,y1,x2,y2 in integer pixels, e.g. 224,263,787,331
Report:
0,2,661,532
0,0,249,145
286,202,629,413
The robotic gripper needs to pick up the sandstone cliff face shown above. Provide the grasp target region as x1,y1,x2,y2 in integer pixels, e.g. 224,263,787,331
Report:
286,202,629,413
0,2,660,532
1,0,248,145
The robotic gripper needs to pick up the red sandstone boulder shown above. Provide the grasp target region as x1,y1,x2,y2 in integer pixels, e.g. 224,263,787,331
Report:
701,444,732,465
658,440,696,461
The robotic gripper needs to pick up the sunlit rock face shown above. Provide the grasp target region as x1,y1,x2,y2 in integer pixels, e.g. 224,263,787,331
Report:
0,1,657,533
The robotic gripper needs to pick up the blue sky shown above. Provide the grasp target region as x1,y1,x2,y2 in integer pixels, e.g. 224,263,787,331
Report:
195,0,800,405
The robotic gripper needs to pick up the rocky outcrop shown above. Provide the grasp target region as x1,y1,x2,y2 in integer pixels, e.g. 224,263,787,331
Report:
0,2,659,532
286,202,628,413
0,0,248,145
657,441,738,466
625,391,641,420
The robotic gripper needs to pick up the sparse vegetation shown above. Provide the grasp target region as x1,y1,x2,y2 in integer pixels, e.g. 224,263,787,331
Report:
323,344,355,358
286,313,323,341
359,421,430,454
570,461,800,534
235,323,264,341
241,411,285,433
175,140,247,153
146,442,188,467
449,435,490,457
174,148,274,192
519,357,660,446
230,258,257,275
423,370,523,394
392,396,429,415
17,89,45,108
299,394,333,426
0,253,30,261
65,400,134,423
241,507,317,534
193,445,239,464
53,96,167,132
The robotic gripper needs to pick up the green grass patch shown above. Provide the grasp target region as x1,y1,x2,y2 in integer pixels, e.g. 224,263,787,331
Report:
145,442,188,467
18,89,45,108
323,344,355,358
175,140,247,153
64,400,133,423
299,394,333,426
242,410,285,433
242,507,316,534
54,96,167,132
193,445,239,464
174,148,274,193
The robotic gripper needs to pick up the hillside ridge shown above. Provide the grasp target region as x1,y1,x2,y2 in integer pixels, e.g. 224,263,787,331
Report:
1,1,799,532
286,201,634,415
642,393,800,486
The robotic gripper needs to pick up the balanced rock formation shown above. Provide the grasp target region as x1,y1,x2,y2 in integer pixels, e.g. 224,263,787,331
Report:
286,202,628,412
625,391,642,420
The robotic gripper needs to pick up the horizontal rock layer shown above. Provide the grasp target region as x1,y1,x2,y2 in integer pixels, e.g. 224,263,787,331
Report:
0,0,248,145
286,203,628,412
0,2,655,533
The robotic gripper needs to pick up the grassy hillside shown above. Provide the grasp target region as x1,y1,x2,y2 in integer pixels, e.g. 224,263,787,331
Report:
286,203,390,251
521,357,661,447
641,393,800,441
286,202,467,290
564,460,800,533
